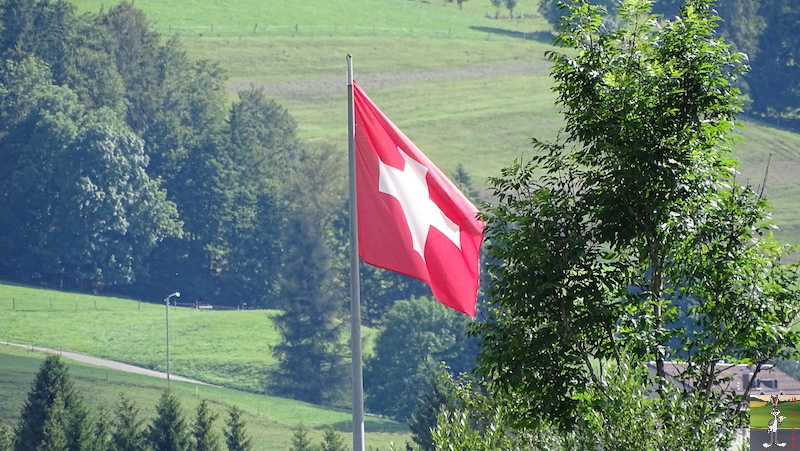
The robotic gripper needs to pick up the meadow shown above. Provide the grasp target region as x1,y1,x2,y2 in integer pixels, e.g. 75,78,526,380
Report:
0,283,376,394
68,0,800,247
0,345,408,451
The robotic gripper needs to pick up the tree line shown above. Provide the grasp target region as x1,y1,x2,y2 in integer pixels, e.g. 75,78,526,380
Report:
0,355,254,451
0,0,444,411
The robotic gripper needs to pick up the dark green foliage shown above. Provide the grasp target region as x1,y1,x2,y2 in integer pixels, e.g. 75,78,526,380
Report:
227,88,304,183
87,411,113,451
490,0,518,17
0,74,181,288
13,355,86,451
34,394,68,451
288,424,315,451
148,391,190,451
319,427,346,451
365,297,476,421
0,421,11,451
270,145,349,406
192,401,222,451
408,375,449,451
222,406,251,451
111,395,148,451
95,1,169,135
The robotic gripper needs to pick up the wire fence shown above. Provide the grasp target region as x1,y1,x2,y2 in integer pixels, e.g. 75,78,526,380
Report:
0,296,259,312
155,22,545,41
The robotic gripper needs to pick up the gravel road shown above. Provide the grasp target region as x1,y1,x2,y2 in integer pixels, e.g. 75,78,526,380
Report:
1,341,210,385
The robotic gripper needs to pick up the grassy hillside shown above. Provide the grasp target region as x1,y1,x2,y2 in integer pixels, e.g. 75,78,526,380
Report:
69,0,800,247
0,283,375,394
0,345,409,451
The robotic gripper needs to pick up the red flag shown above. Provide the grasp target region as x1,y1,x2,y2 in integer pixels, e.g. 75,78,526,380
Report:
353,81,484,317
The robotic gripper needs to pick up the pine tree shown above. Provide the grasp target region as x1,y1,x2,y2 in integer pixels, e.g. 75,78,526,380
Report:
408,377,448,451
14,355,87,451
288,424,315,451
0,420,12,451
222,406,251,451
34,395,68,451
147,391,190,451
192,400,221,451
111,394,147,451
319,427,346,451
270,146,349,406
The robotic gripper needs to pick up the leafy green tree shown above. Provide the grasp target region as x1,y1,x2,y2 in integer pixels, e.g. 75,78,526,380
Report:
192,400,222,451
111,395,147,451
227,88,304,184
472,0,800,449
0,78,181,289
288,424,316,451
319,427,346,451
222,406,251,451
13,355,86,451
0,0,124,113
490,0,517,17
365,297,476,421
148,391,191,451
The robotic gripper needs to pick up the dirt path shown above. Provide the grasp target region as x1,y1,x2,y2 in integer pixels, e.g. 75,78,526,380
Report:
226,58,551,98
1,341,211,385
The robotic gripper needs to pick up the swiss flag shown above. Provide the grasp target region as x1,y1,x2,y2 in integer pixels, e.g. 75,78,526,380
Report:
353,81,484,317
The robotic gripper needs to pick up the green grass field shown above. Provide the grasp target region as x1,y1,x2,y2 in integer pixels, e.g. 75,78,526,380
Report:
69,0,800,247
0,283,376,394
0,345,408,451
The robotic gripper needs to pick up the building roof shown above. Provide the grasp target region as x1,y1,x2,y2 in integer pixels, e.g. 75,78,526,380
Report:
648,362,800,397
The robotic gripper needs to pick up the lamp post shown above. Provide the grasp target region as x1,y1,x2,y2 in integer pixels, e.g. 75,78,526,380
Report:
164,292,180,387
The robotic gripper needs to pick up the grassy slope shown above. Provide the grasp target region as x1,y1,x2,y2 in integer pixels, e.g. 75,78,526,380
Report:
71,0,800,246
0,345,407,451
0,283,376,393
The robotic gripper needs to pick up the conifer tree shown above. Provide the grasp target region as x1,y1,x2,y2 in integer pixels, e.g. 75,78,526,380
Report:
192,400,221,451
288,424,315,451
0,420,11,451
112,395,147,451
148,391,190,451
222,406,251,451
14,355,86,451
319,427,346,451
34,394,68,451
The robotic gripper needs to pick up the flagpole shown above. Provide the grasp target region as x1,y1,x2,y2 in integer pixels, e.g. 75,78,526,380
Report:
347,54,366,451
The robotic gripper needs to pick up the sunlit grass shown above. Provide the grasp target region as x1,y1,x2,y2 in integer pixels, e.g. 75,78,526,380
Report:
0,283,376,393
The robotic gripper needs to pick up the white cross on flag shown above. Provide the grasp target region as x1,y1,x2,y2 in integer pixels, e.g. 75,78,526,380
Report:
353,81,484,317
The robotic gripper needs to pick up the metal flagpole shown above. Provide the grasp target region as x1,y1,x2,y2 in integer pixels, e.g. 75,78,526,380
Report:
346,54,366,451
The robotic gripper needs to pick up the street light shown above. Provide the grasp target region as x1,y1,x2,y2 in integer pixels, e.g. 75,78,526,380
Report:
164,292,180,387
